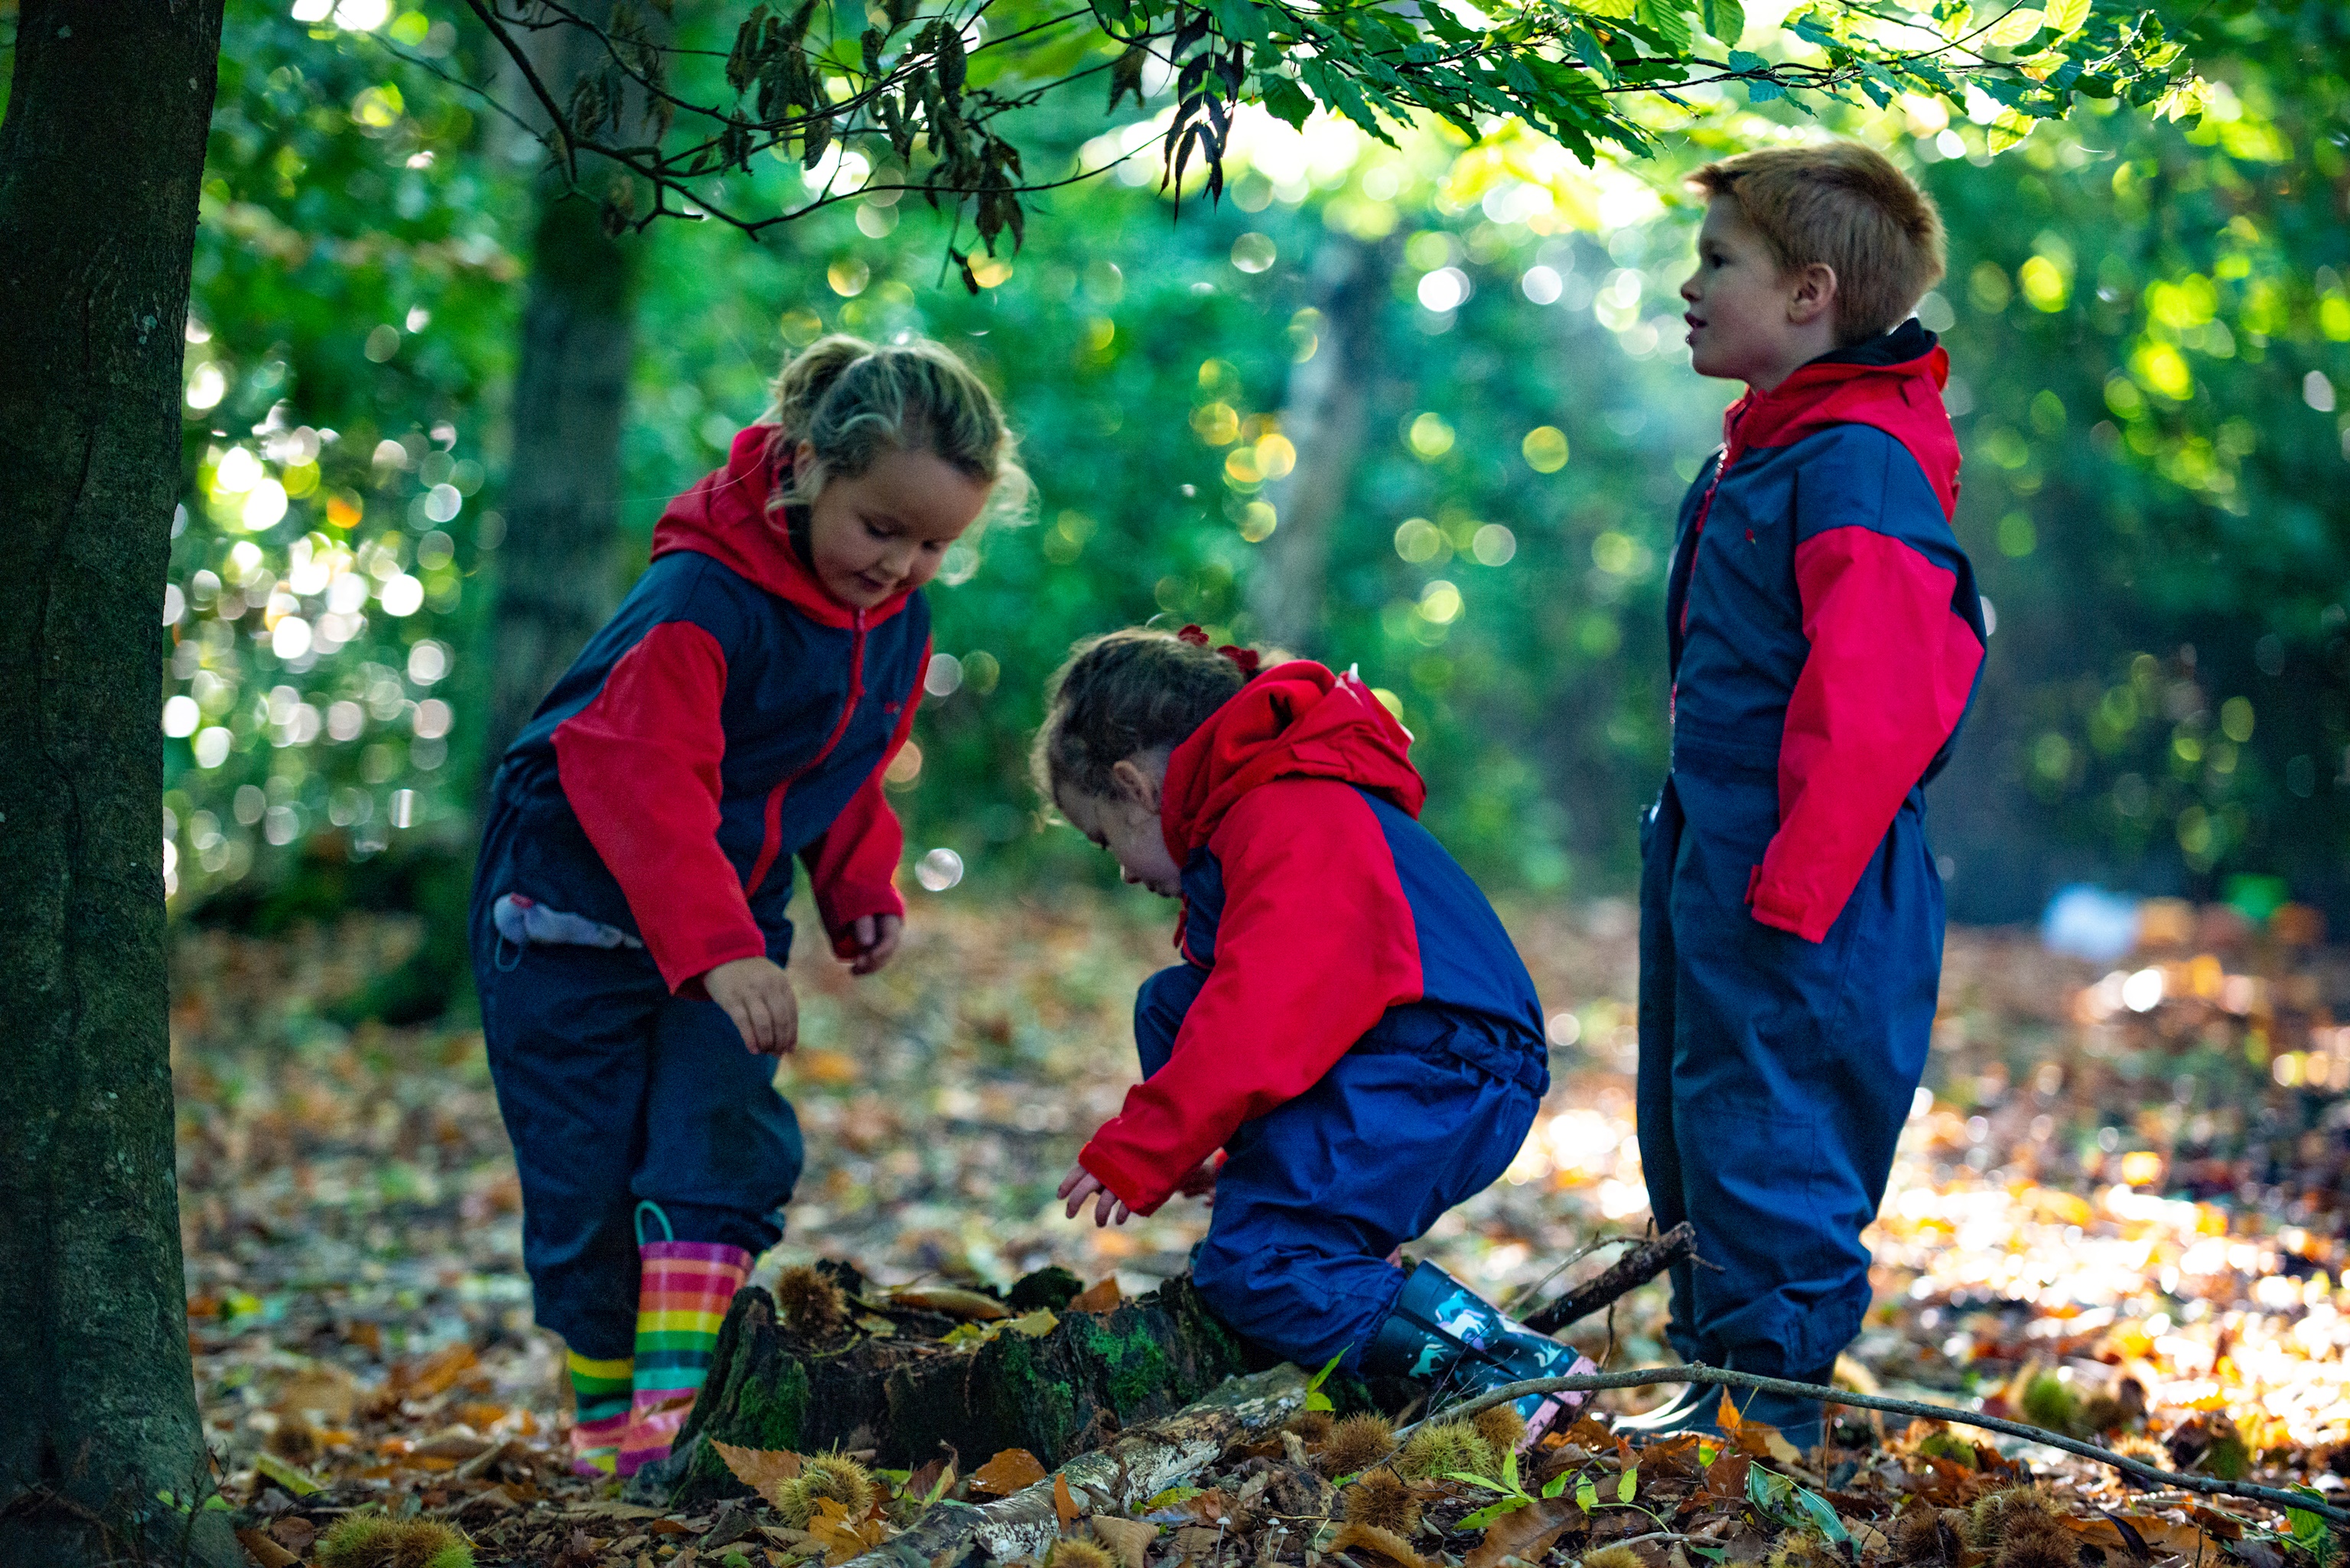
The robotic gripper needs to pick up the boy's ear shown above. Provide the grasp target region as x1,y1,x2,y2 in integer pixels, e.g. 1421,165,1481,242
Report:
1108,757,1162,812
1787,262,1839,327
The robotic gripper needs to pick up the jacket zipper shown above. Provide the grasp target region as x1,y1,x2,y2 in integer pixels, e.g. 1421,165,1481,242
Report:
743,606,867,896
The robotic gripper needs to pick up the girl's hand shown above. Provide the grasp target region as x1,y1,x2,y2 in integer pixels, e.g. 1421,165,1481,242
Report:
705,957,799,1056
1175,1155,1220,1202
1058,1160,1132,1228
842,912,903,975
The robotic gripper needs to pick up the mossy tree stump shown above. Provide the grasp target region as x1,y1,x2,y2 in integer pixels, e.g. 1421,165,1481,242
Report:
665,1266,1264,1504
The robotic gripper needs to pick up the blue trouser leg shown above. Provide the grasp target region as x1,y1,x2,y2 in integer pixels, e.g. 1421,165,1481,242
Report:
1130,968,1543,1373
1635,781,1714,1368
1638,763,1939,1378
472,912,803,1360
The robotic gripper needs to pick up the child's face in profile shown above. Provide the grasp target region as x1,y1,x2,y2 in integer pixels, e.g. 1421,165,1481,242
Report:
800,442,991,608
1059,756,1183,897
1679,195,1836,390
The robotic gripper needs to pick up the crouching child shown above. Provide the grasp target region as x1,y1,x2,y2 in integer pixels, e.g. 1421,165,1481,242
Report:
1036,626,1594,1437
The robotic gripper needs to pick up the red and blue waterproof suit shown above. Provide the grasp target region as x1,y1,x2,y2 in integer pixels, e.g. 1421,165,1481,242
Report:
469,425,926,1363
1078,662,1551,1372
1637,320,1987,1380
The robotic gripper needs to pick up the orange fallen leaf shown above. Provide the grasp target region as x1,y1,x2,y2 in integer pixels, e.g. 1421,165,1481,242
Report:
808,1496,890,1564
1069,1277,1123,1313
1055,1474,1082,1530
715,1440,806,1495
968,1447,1048,1498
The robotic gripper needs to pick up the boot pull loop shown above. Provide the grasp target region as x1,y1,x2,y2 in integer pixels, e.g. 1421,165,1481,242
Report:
634,1200,675,1247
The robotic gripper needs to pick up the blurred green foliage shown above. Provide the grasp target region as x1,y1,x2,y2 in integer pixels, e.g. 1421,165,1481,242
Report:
155,0,2350,965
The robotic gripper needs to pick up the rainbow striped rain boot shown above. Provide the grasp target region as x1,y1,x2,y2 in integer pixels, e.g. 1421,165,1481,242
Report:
566,1350,635,1476
615,1204,751,1479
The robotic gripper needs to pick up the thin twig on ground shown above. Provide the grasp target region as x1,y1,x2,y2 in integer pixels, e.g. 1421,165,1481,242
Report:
1410,1367,2350,1529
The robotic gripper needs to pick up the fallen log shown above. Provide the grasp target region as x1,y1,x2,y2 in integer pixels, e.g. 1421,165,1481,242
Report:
839,1363,1310,1568
1521,1222,1703,1335
657,1265,1261,1505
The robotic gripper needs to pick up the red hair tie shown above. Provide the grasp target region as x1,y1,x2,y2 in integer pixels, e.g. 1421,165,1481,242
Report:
1177,625,1261,678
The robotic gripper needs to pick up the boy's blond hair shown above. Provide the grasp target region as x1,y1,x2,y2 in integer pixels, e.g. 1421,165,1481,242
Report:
1691,141,1945,345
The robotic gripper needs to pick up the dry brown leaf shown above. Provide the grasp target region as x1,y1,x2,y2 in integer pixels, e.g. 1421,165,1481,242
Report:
1069,1277,1123,1313
969,1447,1048,1497
1327,1521,1429,1568
886,1287,1011,1322
403,1343,480,1399
236,1526,301,1567
414,1425,495,1459
273,1364,361,1423
1090,1514,1159,1568
1054,1474,1082,1530
1175,1524,1231,1563
715,1440,806,1496
1466,1496,1576,1568
265,1515,321,1553
906,1456,954,1505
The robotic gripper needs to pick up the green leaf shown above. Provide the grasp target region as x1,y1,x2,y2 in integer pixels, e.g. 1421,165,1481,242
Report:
1459,1494,1535,1531
1502,1449,1522,1495
1542,1472,1569,1499
1303,1352,1342,1409
1450,1472,1515,1494
1697,0,1744,44
1575,1476,1600,1512
1617,1466,1639,1504
1746,1467,1850,1547
2042,0,2088,36
255,1453,323,1497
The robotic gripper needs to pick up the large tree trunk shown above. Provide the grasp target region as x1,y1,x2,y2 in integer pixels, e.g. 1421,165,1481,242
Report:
1246,236,1396,656
483,5,643,767
0,4,240,1564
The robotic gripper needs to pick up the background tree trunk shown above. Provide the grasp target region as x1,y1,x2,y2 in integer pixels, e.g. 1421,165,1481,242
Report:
1246,236,1396,657
483,4,643,769
0,3,240,1563
484,194,640,766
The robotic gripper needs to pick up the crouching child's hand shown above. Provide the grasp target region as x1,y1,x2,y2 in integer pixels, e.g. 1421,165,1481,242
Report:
838,912,903,975
1174,1153,1221,1202
704,956,799,1056
1058,1160,1132,1228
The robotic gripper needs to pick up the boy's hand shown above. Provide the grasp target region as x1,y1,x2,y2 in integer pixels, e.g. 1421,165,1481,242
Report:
1058,1160,1132,1228
704,956,799,1056
841,912,903,975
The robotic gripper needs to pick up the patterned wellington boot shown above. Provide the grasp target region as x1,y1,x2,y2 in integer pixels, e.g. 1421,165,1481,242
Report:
1362,1262,1597,1443
615,1204,753,1479
567,1350,636,1476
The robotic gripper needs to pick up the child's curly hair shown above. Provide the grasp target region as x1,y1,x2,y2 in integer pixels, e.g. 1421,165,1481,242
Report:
1030,626,1260,807
763,333,1032,529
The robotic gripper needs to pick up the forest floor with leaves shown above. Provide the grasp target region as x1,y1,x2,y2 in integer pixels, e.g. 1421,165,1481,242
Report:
171,891,2350,1568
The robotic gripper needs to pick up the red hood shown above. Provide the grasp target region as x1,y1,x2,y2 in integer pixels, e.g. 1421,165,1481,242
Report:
649,425,913,629
1725,340,1961,521
1160,661,1426,861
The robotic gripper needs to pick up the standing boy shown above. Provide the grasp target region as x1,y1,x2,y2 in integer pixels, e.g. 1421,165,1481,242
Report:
1629,142,1987,1447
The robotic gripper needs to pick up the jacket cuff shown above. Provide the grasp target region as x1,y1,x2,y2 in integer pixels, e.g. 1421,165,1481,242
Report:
1078,1139,1170,1218
662,926,773,996
1746,864,1832,944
